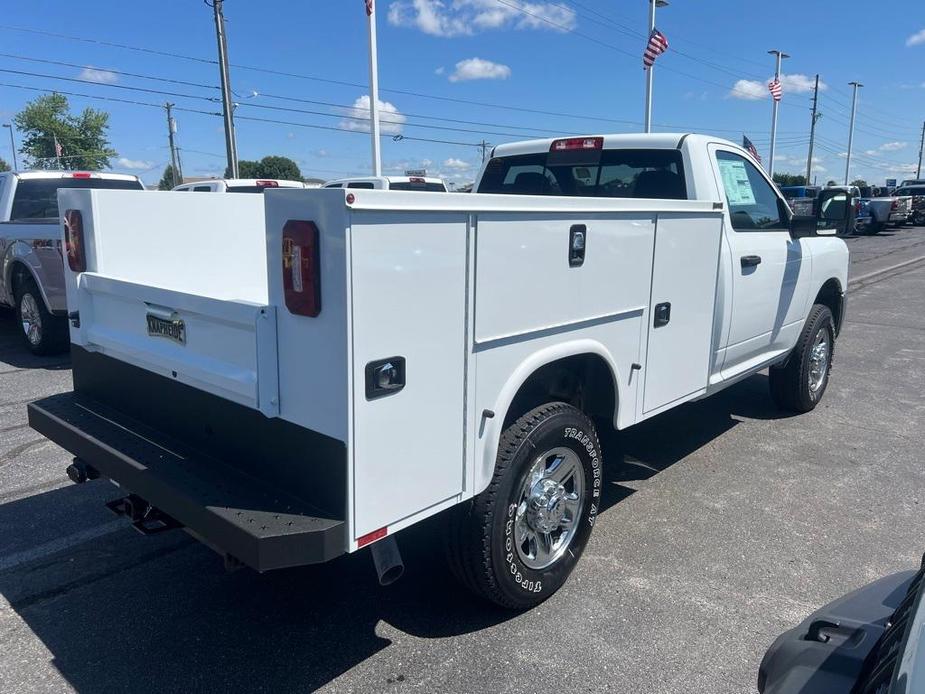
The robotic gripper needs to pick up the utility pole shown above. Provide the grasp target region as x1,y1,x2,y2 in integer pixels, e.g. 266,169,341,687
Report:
478,140,491,163
643,0,668,133
164,103,183,188
806,74,821,184
211,0,238,178
767,49,789,177
2,124,16,170
366,0,382,176
917,121,924,179
844,81,862,185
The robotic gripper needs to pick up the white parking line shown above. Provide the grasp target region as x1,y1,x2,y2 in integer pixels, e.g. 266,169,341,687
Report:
0,520,126,573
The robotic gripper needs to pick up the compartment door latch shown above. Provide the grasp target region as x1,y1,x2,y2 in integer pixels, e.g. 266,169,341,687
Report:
365,357,406,400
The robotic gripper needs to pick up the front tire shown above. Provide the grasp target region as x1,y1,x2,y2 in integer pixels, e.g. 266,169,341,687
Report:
14,277,68,356
769,304,835,413
446,402,602,609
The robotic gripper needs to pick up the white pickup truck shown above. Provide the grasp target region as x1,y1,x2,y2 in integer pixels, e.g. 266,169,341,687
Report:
0,171,146,353
28,134,851,609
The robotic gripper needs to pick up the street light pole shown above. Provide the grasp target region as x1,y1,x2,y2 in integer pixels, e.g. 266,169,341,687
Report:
806,74,821,184
767,49,789,177
2,124,16,171
844,81,863,185
643,0,668,133
916,120,924,179
164,103,182,188
366,0,382,176
211,0,238,179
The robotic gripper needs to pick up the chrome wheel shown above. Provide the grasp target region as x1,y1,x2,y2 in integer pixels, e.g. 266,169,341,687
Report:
19,293,43,347
514,446,585,570
808,328,829,393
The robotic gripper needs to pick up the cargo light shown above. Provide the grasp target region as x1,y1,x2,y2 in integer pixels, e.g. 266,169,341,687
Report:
256,180,279,188
357,526,387,548
409,177,426,184
67,172,93,179
281,220,321,317
550,137,603,152
63,209,86,272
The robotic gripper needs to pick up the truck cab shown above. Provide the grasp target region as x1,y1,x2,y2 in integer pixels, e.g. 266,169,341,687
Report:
171,178,305,193
322,175,448,192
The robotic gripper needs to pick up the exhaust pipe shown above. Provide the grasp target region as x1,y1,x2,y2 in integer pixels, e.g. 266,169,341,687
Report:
370,536,404,586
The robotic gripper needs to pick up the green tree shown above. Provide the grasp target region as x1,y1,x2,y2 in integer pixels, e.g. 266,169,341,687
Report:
14,93,116,170
224,156,301,180
0,157,9,173
158,164,181,190
850,178,868,188
772,172,807,186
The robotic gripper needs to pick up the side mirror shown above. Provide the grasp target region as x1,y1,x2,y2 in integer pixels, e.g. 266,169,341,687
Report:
815,189,853,236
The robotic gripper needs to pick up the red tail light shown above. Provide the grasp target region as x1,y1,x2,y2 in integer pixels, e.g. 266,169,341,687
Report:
256,180,279,188
891,199,899,210
63,209,86,272
282,220,321,317
66,172,93,179
550,136,603,152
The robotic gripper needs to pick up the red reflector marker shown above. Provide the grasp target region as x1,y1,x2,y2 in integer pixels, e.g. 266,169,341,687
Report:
281,220,321,317
550,136,604,152
357,526,388,548
63,209,86,272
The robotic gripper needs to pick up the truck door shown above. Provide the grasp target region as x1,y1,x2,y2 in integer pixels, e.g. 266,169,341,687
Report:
710,146,809,373
643,213,722,414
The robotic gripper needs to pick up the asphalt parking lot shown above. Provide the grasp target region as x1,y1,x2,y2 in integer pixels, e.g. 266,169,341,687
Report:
1,228,924,693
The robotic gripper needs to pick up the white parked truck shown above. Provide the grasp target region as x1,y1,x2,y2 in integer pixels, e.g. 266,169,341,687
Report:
0,171,146,354
322,175,448,192
171,178,306,193
28,134,851,609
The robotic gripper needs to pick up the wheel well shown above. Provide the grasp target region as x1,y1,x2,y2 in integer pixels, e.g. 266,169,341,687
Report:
814,278,844,335
503,354,617,429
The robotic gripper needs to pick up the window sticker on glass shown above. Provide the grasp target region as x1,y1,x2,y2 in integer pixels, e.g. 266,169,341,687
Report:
718,159,756,205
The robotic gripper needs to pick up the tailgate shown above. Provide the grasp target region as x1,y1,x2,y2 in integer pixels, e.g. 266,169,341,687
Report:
72,272,279,416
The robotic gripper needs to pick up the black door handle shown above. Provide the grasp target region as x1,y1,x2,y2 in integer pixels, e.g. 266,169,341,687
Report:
741,255,762,268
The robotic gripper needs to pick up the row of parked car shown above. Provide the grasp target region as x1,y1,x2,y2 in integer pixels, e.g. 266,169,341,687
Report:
781,179,925,235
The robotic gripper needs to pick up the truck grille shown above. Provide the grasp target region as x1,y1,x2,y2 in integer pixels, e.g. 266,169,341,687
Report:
854,557,925,693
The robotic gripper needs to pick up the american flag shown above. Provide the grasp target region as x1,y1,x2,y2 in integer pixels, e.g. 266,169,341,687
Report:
365,0,373,16
768,78,782,102
53,134,63,158
742,135,762,164
643,29,668,69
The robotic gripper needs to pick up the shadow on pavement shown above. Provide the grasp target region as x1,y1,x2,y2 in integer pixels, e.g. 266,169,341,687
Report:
0,373,790,692
0,308,71,372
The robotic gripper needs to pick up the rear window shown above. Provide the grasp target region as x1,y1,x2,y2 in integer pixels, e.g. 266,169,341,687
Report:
477,148,686,199
10,177,144,220
390,181,446,192
347,182,376,189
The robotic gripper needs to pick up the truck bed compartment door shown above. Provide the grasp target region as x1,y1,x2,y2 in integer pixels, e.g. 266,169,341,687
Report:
643,214,722,414
349,213,468,539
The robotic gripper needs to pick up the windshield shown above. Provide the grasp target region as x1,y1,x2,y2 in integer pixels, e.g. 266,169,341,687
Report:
10,177,144,220
477,148,686,199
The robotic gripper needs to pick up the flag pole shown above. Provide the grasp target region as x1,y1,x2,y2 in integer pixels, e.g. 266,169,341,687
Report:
366,0,382,176
767,49,789,177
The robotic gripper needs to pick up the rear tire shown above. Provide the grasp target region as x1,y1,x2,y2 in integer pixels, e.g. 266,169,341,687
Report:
769,304,835,413
14,277,68,355
445,402,602,609
866,221,883,235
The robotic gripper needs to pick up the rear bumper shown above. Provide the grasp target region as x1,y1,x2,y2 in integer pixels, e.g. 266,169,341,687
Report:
28,392,346,571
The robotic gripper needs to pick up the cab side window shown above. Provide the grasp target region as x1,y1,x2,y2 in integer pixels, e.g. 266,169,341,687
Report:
715,150,788,231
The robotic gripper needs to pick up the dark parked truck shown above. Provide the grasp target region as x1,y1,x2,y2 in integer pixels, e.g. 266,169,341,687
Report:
0,171,145,354
29,134,852,609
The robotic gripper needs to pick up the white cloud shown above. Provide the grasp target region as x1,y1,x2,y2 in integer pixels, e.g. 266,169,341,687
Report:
387,0,575,37
878,141,908,152
442,157,473,170
116,157,154,170
447,57,511,82
338,95,406,135
434,66,445,75
728,73,827,100
906,28,925,46
79,67,118,84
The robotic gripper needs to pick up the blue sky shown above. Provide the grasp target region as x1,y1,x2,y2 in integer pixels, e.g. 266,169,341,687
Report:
0,0,923,187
